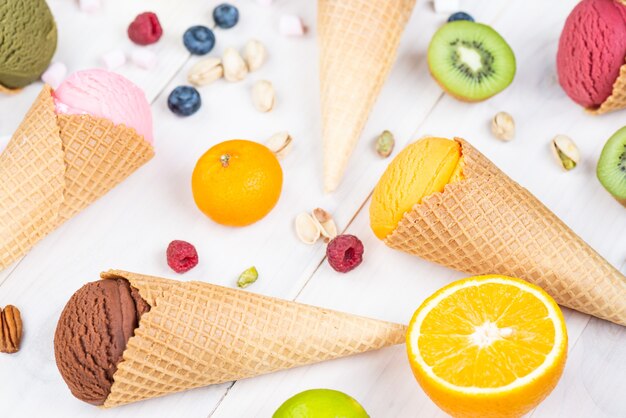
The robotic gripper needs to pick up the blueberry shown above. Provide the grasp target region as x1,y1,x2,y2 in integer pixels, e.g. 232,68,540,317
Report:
447,12,474,22
183,26,215,55
168,86,201,116
213,3,239,29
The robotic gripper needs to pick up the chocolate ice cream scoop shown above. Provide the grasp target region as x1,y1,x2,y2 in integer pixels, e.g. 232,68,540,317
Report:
54,279,149,405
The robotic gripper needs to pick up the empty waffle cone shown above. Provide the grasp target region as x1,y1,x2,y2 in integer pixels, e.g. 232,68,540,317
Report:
586,61,626,115
100,270,406,408
0,86,154,269
319,0,415,192
384,138,626,326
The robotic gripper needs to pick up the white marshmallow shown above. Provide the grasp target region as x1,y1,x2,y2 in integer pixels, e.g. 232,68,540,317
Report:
432,0,460,13
130,49,158,70
79,0,101,13
101,50,126,70
41,62,68,88
0,135,11,154
279,15,305,36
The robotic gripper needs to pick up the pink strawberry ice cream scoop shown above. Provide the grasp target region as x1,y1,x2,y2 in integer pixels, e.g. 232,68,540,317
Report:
53,69,154,143
557,0,626,108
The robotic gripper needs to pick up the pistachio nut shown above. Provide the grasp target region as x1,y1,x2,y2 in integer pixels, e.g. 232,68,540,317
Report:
252,80,275,112
243,39,266,72
222,47,248,82
187,57,223,86
491,111,515,141
265,131,293,158
237,266,258,288
295,212,321,244
375,130,395,157
312,208,337,241
551,134,580,171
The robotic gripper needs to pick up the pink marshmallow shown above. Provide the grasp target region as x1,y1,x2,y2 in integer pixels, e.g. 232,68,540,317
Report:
101,50,126,70
79,0,101,13
41,62,68,89
130,49,158,70
279,15,305,36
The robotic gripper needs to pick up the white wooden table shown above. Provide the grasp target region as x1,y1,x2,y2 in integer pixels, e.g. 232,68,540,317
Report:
1,0,625,417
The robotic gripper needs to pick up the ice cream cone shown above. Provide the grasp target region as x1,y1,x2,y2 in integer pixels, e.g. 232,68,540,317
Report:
318,0,415,193
586,61,626,115
0,83,22,95
100,270,407,408
0,86,154,269
384,138,626,326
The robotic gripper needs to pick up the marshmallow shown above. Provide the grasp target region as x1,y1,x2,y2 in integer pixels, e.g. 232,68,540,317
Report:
101,50,126,70
279,15,305,36
79,0,101,13
130,49,158,70
432,0,460,13
0,135,11,154
41,62,68,88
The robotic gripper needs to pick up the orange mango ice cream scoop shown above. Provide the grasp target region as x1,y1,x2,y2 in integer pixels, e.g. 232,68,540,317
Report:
370,137,463,239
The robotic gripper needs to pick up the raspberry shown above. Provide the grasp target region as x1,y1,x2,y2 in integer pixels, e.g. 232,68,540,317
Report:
166,240,198,273
326,235,364,273
128,12,163,45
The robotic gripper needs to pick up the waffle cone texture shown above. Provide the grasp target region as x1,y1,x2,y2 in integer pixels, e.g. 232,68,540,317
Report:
0,83,22,95
384,139,626,326
587,61,626,115
318,0,415,192
0,86,154,269
100,270,407,408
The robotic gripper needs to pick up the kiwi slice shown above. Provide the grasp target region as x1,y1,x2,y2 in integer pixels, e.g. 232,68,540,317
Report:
428,21,516,101
597,126,626,204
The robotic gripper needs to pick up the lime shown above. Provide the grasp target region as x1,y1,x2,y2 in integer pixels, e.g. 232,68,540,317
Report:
273,389,369,418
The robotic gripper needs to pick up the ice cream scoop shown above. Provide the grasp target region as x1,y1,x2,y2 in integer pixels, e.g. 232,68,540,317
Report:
54,279,149,405
54,271,406,408
0,73,154,271
557,0,626,109
369,137,463,239
53,69,154,143
0,0,57,89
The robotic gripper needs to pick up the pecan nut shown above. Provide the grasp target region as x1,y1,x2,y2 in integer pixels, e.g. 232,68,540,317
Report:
1,305,22,354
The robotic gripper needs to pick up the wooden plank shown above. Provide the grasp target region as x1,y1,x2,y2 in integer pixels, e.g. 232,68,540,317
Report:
531,318,626,418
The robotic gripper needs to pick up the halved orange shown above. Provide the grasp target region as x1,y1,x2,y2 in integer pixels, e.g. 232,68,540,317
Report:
407,275,567,418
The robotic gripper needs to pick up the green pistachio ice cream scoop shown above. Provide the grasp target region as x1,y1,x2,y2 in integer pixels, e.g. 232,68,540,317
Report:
0,0,57,89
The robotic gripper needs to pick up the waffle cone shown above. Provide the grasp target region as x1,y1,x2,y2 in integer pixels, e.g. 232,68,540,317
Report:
0,86,154,269
586,62,626,115
384,139,626,326
100,270,406,408
0,83,22,95
318,0,415,192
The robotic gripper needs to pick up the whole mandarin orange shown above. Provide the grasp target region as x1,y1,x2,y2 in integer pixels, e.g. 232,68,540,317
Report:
192,139,283,226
